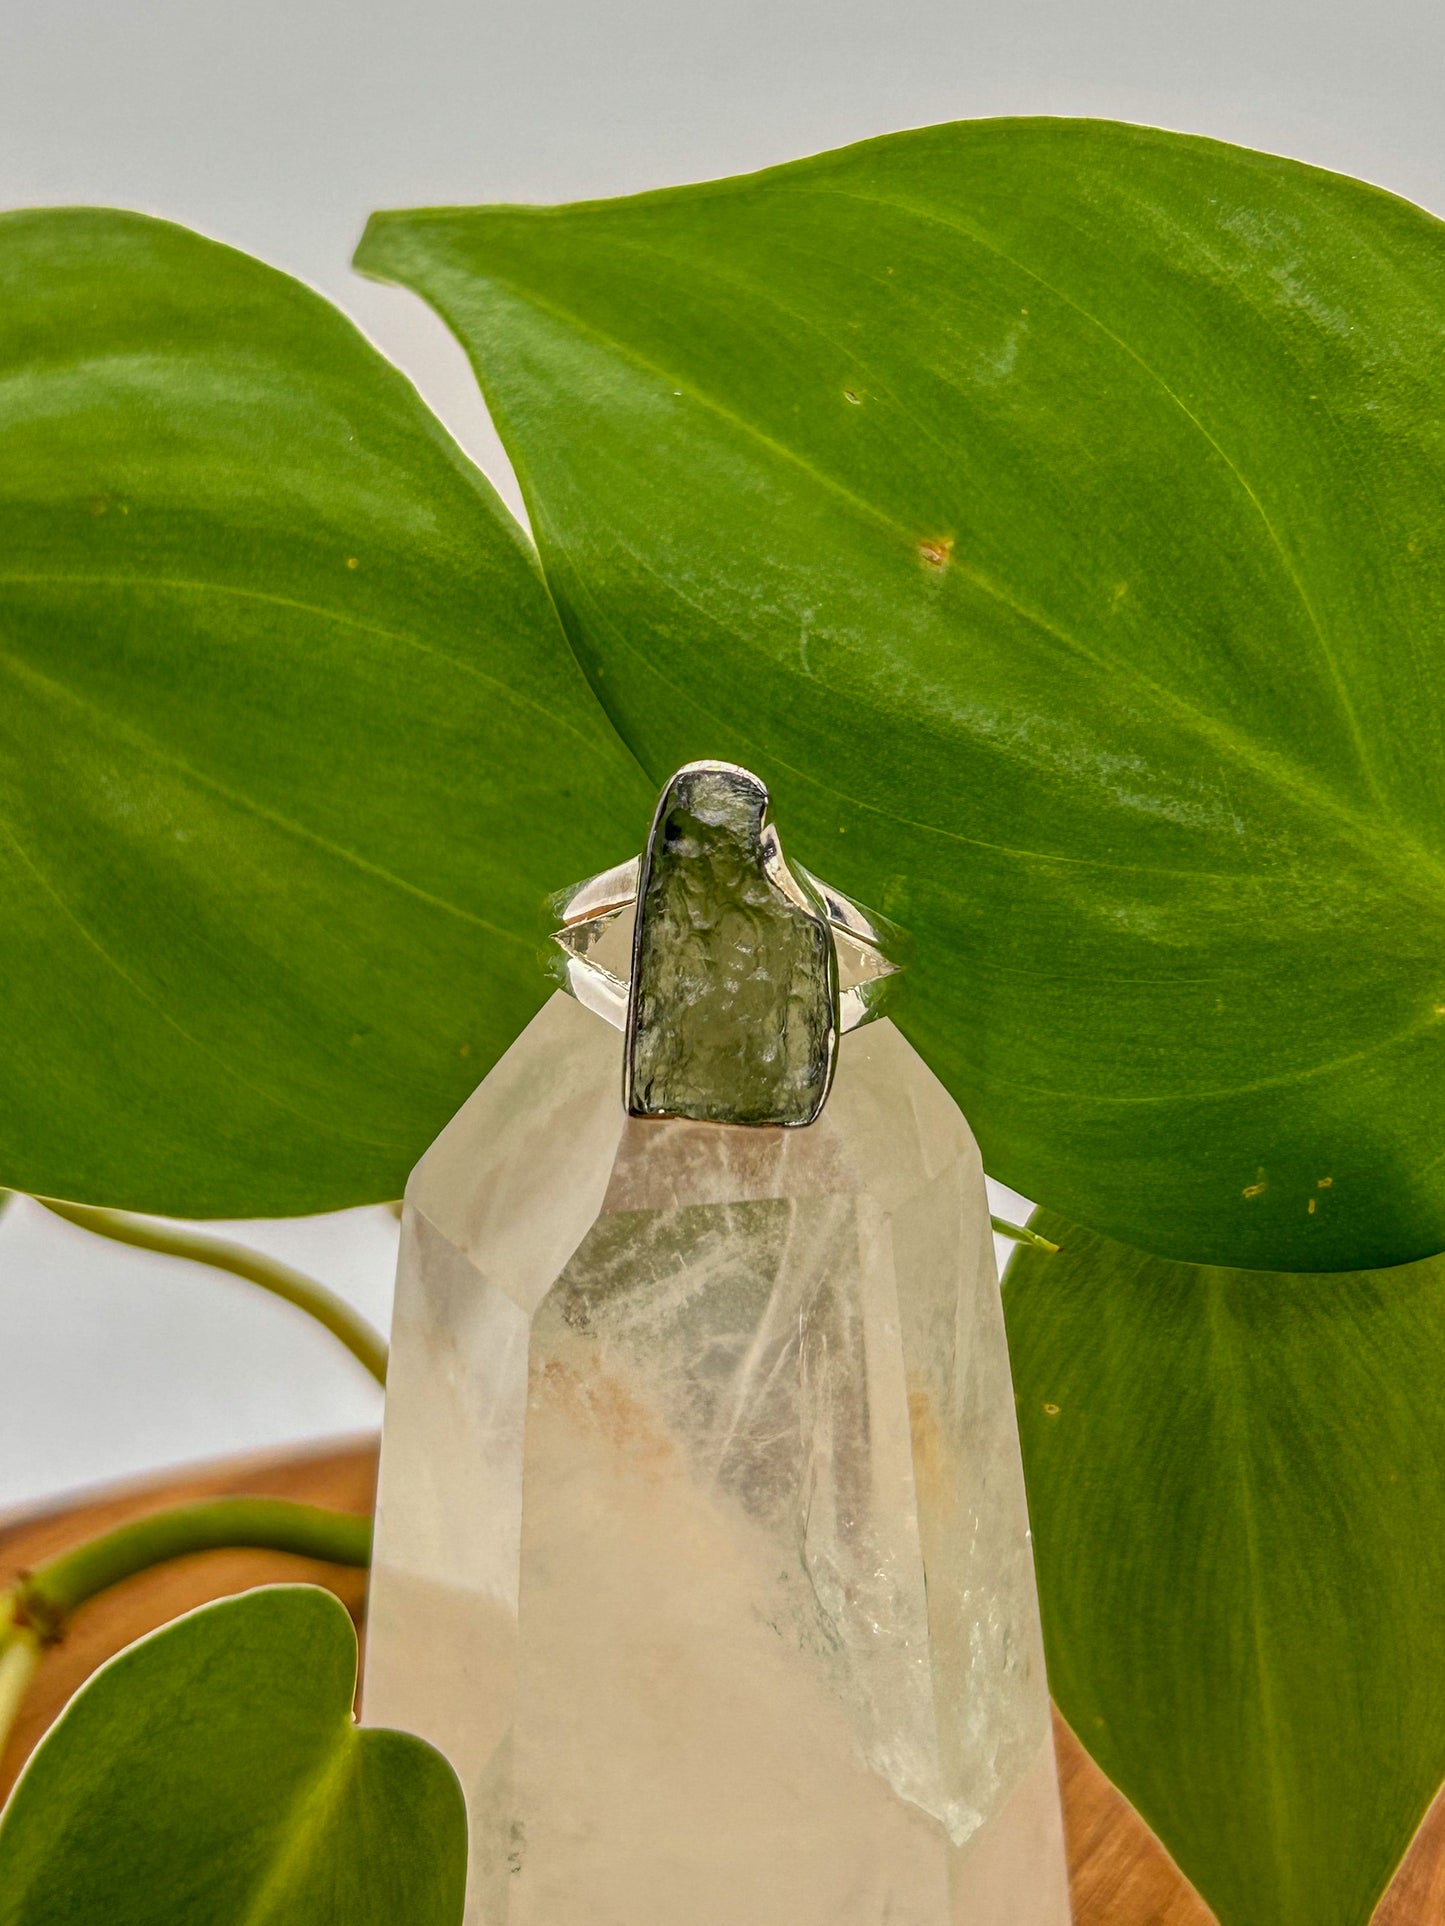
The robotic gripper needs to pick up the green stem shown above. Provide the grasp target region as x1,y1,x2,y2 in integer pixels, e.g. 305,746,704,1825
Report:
0,1499,371,1771
30,1196,388,1386
0,1622,41,1769
990,1214,1060,1255
19,1499,372,1630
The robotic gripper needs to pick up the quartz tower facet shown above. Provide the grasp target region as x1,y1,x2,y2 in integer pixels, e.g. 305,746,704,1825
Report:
366,759,1068,1921
363,992,1072,1923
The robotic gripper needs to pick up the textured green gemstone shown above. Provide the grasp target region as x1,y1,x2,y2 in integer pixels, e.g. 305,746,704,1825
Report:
626,765,836,1126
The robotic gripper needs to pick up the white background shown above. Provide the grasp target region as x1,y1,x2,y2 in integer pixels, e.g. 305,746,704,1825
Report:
1,0,1440,1513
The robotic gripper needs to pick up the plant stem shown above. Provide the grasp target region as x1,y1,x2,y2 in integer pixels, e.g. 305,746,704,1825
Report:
30,1196,388,1386
0,1499,371,1772
19,1499,372,1629
0,1622,41,1770
990,1214,1060,1255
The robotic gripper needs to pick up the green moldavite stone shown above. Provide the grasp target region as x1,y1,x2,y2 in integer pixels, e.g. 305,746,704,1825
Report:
626,765,835,1127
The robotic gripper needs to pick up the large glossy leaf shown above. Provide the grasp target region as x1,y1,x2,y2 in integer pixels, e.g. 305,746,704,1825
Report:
358,120,1445,1271
0,209,649,1217
1004,1216,1445,1924
0,1586,465,1924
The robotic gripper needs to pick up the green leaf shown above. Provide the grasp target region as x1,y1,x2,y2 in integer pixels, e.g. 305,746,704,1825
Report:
357,119,1445,1272
0,208,649,1217
1003,1216,1445,1924
0,1586,464,1925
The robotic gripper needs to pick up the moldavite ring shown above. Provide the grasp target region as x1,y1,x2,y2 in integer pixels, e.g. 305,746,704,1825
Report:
369,781,1069,1917
550,761,902,1129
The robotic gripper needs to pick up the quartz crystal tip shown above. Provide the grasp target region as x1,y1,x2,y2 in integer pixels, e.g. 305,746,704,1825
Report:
625,762,838,1128
364,994,1072,1926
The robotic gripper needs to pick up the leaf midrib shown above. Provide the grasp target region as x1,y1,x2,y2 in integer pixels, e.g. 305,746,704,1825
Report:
0,644,529,950
606,514,1423,895
235,1737,357,1926
0,570,608,759
0,812,409,1154
455,259,1445,907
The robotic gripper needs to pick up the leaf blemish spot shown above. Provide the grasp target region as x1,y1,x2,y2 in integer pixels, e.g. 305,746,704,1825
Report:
1318,1175,1333,1188
1308,1197,1317,1214
919,536,954,569
1242,1179,1267,1199
1043,1402,1060,1416
843,388,862,404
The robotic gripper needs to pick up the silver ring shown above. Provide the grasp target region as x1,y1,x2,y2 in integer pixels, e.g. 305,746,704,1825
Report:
548,762,902,1127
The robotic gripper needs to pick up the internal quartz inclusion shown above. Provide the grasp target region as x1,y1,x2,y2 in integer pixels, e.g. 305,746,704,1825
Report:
364,993,1070,1926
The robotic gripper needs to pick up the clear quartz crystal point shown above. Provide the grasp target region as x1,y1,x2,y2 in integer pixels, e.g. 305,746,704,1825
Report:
363,993,1072,1921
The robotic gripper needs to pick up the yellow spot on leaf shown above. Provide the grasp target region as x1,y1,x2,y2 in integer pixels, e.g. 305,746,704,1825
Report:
345,556,359,570
843,388,862,405
1243,1181,1267,1199
1317,1176,1333,1189
1308,1197,1317,1215
919,536,954,569
1043,1402,1060,1417
459,1043,472,1058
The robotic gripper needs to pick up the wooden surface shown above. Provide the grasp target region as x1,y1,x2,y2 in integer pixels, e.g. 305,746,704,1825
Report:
2,1437,1442,1921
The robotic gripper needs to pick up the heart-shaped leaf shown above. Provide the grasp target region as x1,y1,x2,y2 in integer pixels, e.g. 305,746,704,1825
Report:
0,208,649,1217
357,120,1445,1272
0,1585,464,1924
1003,1216,1445,1924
